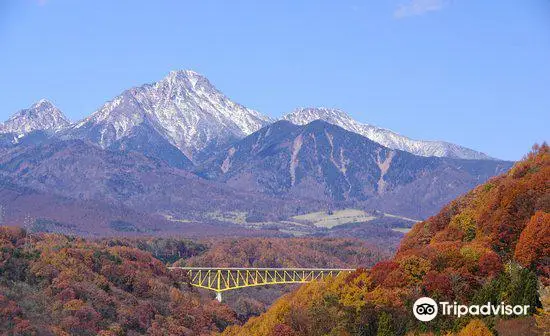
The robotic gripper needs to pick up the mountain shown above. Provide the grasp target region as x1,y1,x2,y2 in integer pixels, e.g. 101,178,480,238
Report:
0,175,178,237
0,72,513,224
3,74,497,167
224,144,549,336
65,70,272,162
106,121,194,169
283,107,493,160
201,120,513,218
0,138,322,232
0,99,70,136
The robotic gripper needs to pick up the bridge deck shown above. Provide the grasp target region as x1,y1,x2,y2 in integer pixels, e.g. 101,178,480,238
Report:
168,267,356,302
169,267,356,271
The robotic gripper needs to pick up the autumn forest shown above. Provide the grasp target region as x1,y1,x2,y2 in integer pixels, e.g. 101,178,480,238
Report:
0,144,548,335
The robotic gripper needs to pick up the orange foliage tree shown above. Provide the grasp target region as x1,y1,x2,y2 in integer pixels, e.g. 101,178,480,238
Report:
514,211,550,278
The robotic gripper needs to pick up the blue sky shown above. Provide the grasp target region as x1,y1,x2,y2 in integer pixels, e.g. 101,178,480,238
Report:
0,0,548,160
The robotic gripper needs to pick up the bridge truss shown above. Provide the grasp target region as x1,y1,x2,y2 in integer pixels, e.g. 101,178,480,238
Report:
168,267,355,302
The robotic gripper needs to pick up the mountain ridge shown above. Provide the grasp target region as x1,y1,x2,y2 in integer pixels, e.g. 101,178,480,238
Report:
283,107,494,160
0,71,516,224
1,70,499,161
201,119,513,218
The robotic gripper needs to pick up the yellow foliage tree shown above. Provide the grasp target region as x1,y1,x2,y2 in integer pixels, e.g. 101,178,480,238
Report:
457,319,493,336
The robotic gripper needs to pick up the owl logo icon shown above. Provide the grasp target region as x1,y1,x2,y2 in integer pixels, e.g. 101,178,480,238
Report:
413,297,438,322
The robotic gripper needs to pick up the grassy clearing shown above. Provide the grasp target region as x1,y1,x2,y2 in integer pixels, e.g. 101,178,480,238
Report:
206,211,248,224
161,213,193,223
383,213,420,223
292,209,376,228
391,227,412,233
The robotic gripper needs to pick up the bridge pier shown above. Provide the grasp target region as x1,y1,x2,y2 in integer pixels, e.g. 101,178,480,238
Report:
215,291,222,303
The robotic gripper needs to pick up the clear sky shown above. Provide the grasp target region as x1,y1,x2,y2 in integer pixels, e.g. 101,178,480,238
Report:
1,0,549,160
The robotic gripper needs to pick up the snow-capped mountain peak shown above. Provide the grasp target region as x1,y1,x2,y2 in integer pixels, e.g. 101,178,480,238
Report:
69,70,273,160
166,69,203,88
33,99,52,108
283,107,493,160
0,99,70,135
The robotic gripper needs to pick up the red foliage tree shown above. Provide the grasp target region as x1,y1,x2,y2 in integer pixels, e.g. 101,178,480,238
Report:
270,324,296,336
422,271,453,300
477,251,502,277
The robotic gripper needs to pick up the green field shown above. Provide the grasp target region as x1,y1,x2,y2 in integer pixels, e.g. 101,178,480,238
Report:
201,209,419,234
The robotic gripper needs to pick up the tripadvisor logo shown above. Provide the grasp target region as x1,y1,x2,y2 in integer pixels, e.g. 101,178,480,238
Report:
413,297,530,322
413,297,438,321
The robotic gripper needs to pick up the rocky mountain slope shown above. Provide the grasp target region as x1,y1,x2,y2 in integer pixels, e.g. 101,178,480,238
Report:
283,107,493,160
201,120,512,218
65,70,272,162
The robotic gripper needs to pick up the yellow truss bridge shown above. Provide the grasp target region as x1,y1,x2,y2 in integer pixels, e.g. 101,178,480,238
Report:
168,267,356,302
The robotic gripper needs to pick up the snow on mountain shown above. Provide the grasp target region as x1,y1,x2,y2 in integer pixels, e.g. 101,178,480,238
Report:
7,76,492,163
68,70,273,160
0,99,70,136
282,107,494,160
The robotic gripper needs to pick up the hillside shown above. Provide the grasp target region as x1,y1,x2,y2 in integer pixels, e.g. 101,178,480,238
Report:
0,231,386,335
0,139,325,235
224,144,549,336
178,237,389,269
0,121,511,234
0,228,236,335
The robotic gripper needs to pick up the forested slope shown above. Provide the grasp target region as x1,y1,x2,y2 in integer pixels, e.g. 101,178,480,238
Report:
0,232,386,334
179,238,388,268
0,229,236,335
225,144,549,336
